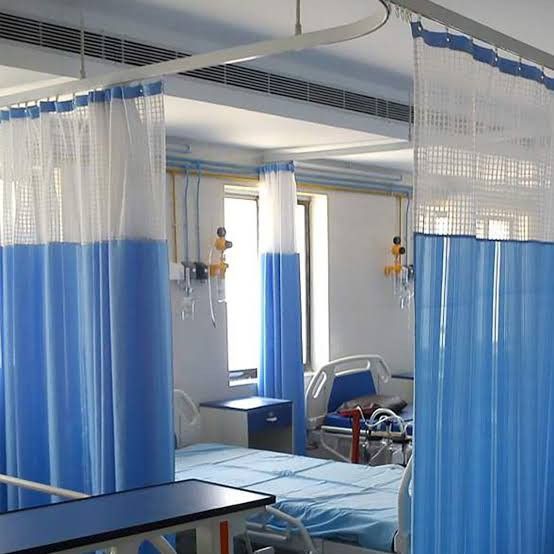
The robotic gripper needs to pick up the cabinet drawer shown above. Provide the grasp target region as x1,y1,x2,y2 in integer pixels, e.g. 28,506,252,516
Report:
248,403,292,433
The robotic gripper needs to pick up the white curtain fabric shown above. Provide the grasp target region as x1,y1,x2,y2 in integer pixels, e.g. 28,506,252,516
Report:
259,162,297,253
258,162,305,454
413,27,554,241
0,83,166,246
0,81,173,510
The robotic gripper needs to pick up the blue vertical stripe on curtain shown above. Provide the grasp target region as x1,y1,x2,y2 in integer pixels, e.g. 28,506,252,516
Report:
414,235,554,554
258,163,305,455
412,21,554,554
259,251,303,447
0,82,173,511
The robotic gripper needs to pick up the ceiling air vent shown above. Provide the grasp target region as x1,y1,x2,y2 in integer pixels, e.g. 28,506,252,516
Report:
0,10,411,125
0,12,40,47
344,91,378,116
185,63,225,85
308,82,344,109
226,65,269,93
269,74,308,102
122,40,177,66
41,22,81,54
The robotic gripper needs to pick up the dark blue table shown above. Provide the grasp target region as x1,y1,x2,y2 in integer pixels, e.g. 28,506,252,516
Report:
200,396,293,453
0,479,275,554
201,397,290,411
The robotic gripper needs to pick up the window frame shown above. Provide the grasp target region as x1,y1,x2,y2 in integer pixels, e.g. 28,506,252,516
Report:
297,197,312,372
225,189,312,382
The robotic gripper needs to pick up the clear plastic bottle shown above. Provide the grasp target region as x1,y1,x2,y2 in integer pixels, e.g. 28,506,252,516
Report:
180,267,195,320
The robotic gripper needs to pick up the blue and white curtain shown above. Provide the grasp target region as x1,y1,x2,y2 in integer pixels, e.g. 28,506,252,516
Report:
0,82,173,510
258,163,305,454
412,24,554,554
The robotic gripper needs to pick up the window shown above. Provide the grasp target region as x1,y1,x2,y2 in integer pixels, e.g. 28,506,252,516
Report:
224,196,259,374
477,218,513,241
433,215,449,235
224,192,311,380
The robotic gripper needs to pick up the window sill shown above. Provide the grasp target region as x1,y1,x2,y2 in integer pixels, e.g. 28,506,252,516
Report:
229,377,258,388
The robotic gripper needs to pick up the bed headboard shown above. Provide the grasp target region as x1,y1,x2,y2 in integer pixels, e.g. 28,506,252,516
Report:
173,389,201,448
305,355,391,431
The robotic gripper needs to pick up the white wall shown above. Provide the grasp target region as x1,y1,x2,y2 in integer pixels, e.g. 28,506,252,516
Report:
169,171,413,407
170,173,255,403
327,191,413,374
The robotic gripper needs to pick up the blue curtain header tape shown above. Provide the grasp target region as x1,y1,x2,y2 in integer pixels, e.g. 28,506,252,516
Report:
0,81,163,122
412,23,554,89
259,162,295,174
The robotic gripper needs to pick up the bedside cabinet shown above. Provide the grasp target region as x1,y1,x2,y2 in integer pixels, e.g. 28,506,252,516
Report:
200,396,293,454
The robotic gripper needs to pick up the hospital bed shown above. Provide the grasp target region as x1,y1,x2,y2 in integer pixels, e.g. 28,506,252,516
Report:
305,356,413,464
173,390,413,554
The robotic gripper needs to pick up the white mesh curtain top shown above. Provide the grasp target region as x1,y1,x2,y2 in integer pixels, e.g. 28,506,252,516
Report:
413,23,554,554
258,162,297,254
413,23,554,241
0,81,173,510
258,162,305,455
0,81,166,245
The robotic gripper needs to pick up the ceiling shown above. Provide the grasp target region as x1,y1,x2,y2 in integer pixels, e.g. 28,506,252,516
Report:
0,66,72,96
0,66,402,170
1,0,551,174
164,96,392,150
332,148,414,172
47,0,554,97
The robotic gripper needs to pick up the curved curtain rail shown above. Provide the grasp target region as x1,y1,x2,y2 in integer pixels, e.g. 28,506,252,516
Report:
0,1,389,108
391,0,554,72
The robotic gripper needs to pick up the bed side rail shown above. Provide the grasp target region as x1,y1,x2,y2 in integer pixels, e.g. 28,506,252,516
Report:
173,388,201,448
395,457,413,554
245,505,318,554
0,474,176,554
305,355,392,431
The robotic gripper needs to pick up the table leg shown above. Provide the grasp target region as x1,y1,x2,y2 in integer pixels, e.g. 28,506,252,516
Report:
112,539,141,554
196,519,233,554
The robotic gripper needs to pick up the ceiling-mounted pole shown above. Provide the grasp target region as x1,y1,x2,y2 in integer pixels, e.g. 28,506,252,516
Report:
388,0,554,71
79,8,86,79
295,0,303,35
0,0,389,107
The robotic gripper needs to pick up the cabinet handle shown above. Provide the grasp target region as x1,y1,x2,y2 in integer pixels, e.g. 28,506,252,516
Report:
266,416,278,423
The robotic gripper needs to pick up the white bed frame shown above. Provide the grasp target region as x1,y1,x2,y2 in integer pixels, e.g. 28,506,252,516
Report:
174,388,412,554
305,355,407,463
305,355,392,432
0,474,177,554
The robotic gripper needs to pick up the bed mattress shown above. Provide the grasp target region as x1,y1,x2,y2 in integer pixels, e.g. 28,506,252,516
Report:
175,443,403,552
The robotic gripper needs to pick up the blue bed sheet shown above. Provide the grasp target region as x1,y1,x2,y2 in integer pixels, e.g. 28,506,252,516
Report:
175,443,403,552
